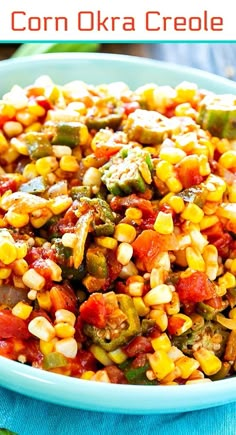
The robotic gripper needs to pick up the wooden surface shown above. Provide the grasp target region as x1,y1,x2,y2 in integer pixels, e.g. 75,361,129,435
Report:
0,43,236,81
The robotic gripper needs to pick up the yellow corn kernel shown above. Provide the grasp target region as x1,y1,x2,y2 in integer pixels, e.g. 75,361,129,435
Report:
22,163,38,180
0,240,17,265
175,356,200,379
3,121,23,138
161,367,182,384
35,156,58,176
22,268,46,291
159,147,186,164
175,81,198,102
54,337,78,358
44,259,62,282
186,247,205,272
148,350,175,381
165,292,180,315
5,210,29,228
25,122,42,133
55,309,76,326
219,150,236,169
205,174,227,202
199,155,211,176
48,195,72,215
125,207,143,220
168,346,184,362
28,316,55,342
154,211,173,235
82,167,102,187
12,259,28,276
54,322,75,339
168,195,185,213
30,208,53,229
151,333,171,352
28,101,46,117
119,261,138,279
175,132,197,152
150,267,165,288
80,371,95,380
181,203,204,224
15,242,28,259
166,177,183,193
128,280,144,297
144,284,173,306
169,314,193,336
230,259,236,275
37,291,52,311
203,244,218,281
89,344,113,366
1,146,19,163
175,102,196,118
0,268,11,279
107,348,128,364
59,155,79,172
190,229,208,253
114,223,136,243
218,272,236,289
133,296,150,317
199,215,219,230
95,236,118,250
0,131,9,154
116,242,133,266
91,370,111,383
149,309,168,331
39,339,56,356
156,160,174,182
193,348,222,376
12,301,33,320
16,111,37,126
229,307,236,319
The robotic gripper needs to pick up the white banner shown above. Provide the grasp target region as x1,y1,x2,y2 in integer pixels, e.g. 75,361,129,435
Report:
0,0,234,42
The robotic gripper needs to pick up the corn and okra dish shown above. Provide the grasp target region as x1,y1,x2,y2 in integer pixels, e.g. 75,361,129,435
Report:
0,75,236,386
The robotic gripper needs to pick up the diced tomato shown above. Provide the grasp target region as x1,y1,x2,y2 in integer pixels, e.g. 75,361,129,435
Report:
132,229,178,272
32,259,52,281
50,283,77,314
0,339,16,359
131,353,148,369
94,144,122,159
176,271,216,304
68,350,97,377
123,101,140,116
103,250,122,291
80,293,107,329
23,339,43,364
110,194,155,217
0,310,31,340
123,336,153,357
167,317,185,335
176,157,204,188
105,365,128,384
205,297,224,310
203,223,232,258
0,177,17,195
35,96,53,111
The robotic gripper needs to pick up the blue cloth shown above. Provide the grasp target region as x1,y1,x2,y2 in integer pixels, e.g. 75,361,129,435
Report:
1,386,236,435
1,43,236,435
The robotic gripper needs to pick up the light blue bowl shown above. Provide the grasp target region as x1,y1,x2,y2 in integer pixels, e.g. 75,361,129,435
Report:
0,52,236,414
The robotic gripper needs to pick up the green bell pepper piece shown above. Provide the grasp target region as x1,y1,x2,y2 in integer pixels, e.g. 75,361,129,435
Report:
122,361,158,385
24,132,52,160
86,249,108,279
42,352,68,370
19,176,48,194
83,294,141,351
70,186,92,200
44,121,89,147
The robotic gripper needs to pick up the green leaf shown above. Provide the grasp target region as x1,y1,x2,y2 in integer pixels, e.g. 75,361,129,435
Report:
11,42,100,57
0,429,18,435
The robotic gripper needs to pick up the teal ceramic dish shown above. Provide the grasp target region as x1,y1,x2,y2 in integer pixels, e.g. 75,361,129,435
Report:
0,53,236,414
